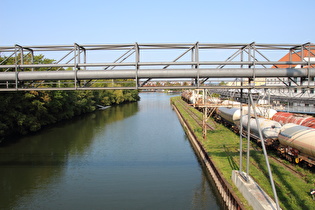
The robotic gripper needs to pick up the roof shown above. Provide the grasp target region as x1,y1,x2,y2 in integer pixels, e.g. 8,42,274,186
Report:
273,44,315,68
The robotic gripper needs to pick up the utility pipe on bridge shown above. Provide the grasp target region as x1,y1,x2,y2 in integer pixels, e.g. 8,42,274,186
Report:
1,42,315,90
0,68,315,81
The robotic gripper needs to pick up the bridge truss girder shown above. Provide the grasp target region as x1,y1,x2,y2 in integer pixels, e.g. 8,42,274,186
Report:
0,42,315,91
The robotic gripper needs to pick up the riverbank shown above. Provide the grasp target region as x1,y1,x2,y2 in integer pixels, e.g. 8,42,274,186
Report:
171,98,245,209
0,89,140,144
171,96,315,210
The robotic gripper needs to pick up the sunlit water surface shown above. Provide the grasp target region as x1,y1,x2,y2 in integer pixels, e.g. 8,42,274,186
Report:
0,92,222,210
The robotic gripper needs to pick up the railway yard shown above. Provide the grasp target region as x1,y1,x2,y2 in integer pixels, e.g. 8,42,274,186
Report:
171,94,315,210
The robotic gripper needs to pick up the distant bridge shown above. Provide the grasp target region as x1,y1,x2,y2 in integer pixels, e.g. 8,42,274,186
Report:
0,42,314,91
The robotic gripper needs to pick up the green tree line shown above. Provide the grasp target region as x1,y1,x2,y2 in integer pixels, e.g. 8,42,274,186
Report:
0,54,140,142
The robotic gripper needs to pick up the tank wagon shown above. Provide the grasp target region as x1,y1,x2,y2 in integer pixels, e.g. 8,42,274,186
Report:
181,91,221,106
221,100,241,107
214,107,315,167
181,91,315,167
181,91,193,104
242,106,277,119
215,107,246,132
241,116,281,146
278,123,315,166
272,112,315,129
214,107,280,142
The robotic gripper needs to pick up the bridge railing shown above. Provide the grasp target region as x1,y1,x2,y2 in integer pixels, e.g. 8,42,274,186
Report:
0,42,315,91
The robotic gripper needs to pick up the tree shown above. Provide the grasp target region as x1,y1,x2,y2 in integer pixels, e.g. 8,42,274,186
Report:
0,55,140,142
219,81,227,86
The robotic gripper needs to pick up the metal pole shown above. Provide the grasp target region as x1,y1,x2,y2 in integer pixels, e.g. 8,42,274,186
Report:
301,44,304,70
203,107,207,140
77,44,81,66
135,42,139,89
195,42,200,88
142,44,195,86
252,43,256,86
249,92,280,210
245,45,252,180
239,49,244,173
74,43,77,89
289,48,293,69
77,44,82,88
14,45,19,90
200,46,243,84
163,44,196,69
1,61,314,69
191,46,195,86
83,48,87,86
20,46,24,70
307,43,311,87
239,99,244,173
2,68,315,82
246,88,251,181
30,49,34,72
104,47,135,70
203,89,209,140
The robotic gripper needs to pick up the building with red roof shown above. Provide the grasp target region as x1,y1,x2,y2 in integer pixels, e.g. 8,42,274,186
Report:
265,44,315,113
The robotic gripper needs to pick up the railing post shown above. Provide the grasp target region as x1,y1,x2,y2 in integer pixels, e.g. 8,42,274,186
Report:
246,88,251,181
135,42,139,89
195,42,200,88
14,44,20,90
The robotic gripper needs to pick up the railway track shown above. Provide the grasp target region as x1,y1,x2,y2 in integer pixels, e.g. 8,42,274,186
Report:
177,96,309,179
270,155,305,178
178,97,307,179
175,98,215,130
250,143,306,178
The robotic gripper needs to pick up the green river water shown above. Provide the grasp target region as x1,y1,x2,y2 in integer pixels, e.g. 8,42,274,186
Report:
0,92,222,210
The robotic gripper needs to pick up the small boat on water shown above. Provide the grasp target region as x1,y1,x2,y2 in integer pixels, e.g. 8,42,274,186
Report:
96,105,111,110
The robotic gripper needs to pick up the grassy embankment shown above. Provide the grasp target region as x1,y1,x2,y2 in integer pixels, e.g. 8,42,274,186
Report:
171,96,315,210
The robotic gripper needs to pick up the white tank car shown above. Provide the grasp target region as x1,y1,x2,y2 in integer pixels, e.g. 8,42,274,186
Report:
208,97,222,104
217,107,245,125
278,123,315,158
260,107,277,119
221,100,277,119
241,106,278,119
241,115,282,139
221,100,241,107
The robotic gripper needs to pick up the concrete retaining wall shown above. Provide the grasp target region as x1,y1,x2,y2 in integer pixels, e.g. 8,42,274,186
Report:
172,102,244,210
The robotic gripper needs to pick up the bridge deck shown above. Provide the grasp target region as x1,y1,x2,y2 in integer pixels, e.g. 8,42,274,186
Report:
1,42,315,91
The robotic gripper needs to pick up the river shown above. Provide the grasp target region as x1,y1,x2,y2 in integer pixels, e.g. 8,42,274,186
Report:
0,92,222,210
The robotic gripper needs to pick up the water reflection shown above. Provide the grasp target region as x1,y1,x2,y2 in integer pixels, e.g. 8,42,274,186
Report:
0,93,221,210
0,103,139,209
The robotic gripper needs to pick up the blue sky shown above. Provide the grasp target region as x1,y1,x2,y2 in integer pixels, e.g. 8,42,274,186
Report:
1,0,314,46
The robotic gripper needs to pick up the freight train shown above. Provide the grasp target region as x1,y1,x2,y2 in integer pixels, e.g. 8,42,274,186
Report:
214,106,315,167
272,112,315,129
181,92,315,167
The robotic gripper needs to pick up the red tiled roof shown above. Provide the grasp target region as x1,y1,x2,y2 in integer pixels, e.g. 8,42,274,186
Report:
273,45,315,68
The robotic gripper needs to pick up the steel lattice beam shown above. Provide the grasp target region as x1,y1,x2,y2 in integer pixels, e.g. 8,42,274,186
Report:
1,42,315,90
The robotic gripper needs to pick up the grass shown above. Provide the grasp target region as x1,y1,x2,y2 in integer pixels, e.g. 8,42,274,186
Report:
171,96,315,210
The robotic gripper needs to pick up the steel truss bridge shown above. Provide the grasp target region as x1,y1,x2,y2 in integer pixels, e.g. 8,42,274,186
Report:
2,42,315,210
0,42,315,91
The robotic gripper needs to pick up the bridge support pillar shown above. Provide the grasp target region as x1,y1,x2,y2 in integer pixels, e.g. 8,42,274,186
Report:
232,170,281,210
